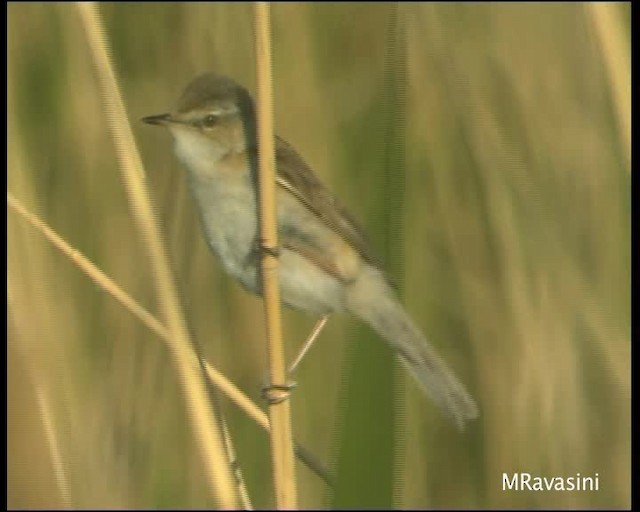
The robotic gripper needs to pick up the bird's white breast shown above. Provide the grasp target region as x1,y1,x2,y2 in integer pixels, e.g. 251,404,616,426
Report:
172,129,260,291
170,127,347,315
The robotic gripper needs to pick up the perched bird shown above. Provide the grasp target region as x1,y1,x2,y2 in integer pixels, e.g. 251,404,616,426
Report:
143,72,478,429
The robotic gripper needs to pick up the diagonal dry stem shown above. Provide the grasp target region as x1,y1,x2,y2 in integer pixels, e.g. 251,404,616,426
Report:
288,315,330,374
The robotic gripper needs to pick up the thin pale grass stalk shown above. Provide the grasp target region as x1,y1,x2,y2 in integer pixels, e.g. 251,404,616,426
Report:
34,384,73,509
254,2,298,508
288,315,330,374
7,285,73,509
75,3,237,507
586,3,630,170
7,193,334,488
221,420,253,510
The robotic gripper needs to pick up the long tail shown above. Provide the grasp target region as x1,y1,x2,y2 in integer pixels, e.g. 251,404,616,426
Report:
346,268,478,430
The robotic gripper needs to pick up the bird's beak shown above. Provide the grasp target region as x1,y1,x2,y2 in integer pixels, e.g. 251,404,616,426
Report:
142,113,173,126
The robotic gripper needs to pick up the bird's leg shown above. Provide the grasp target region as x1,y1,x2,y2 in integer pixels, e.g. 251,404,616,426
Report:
288,315,330,374
249,234,330,373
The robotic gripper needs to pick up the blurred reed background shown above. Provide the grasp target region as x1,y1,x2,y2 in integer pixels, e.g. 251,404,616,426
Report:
7,2,630,509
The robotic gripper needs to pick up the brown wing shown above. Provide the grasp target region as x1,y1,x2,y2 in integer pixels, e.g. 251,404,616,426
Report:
275,136,386,272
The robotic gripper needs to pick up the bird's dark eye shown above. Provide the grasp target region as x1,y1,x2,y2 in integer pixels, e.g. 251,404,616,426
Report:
202,114,219,128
